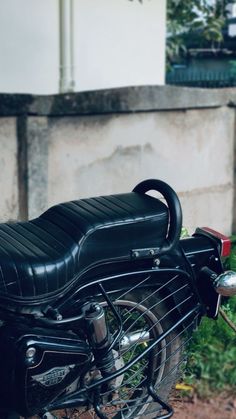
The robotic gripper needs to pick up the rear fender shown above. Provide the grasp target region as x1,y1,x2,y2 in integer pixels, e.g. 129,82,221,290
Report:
181,234,224,318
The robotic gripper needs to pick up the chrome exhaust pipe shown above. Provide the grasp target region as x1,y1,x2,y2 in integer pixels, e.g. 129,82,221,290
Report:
214,271,236,297
120,331,150,349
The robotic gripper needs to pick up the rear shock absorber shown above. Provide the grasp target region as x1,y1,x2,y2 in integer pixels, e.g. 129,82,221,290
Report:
84,303,115,377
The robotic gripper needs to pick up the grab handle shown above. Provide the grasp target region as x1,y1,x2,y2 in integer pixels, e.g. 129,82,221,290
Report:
133,179,182,255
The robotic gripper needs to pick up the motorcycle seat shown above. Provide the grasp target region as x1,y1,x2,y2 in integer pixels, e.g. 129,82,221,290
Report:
0,192,168,301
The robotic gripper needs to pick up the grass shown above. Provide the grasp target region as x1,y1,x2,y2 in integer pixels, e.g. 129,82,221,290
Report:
183,236,236,396
184,297,236,396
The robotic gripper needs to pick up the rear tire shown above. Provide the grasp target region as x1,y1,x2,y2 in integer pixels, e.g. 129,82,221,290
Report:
51,289,184,419
106,290,184,418
18,287,190,418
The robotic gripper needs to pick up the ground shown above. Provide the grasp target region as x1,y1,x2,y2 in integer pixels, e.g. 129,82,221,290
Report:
171,392,236,419
30,392,236,418
30,393,236,418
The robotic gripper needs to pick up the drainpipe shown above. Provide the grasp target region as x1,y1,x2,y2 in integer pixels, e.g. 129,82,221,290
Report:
59,0,75,93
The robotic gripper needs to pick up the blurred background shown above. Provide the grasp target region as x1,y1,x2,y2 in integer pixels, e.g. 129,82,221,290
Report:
0,0,236,237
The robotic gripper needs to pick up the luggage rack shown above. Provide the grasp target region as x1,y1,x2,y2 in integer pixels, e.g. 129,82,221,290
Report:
46,268,201,419
90,306,200,419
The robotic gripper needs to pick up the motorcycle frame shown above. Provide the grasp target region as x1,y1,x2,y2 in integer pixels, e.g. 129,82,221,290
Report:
42,233,223,414
40,232,223,325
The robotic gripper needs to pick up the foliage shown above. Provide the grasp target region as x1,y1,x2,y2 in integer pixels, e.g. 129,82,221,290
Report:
224,235,236,269
229,60,236,75
129,1,236,68
167,0,233,67
185,297,236,396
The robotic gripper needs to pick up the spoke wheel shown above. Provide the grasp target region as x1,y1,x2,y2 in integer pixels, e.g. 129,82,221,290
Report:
67,289,184,419
22,285,191,419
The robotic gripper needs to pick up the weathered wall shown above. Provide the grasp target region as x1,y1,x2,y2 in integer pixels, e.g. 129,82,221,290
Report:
46,107,235,234
0,117,19,221
0,85,236,235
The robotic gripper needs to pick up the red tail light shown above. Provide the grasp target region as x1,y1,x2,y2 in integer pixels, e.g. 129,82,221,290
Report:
200,227,231,257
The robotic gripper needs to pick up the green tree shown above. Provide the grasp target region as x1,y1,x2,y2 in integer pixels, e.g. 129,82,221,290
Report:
167,0,235,67
130,0,236,67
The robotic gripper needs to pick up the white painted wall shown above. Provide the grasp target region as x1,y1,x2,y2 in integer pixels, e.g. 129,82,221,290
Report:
0,0,166,94
0,0,59,94
73,0,166,91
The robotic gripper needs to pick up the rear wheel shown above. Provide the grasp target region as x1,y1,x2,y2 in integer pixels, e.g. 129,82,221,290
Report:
99,290,183,418
20,285,192,418
58,289,185,419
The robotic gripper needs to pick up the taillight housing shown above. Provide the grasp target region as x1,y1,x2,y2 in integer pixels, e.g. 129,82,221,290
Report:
195,227,231,257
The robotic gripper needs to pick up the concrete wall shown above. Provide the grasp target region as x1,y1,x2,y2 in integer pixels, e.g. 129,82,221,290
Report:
0,85,236,236
0,117,19,221
46,107,235,234
0,0,166,94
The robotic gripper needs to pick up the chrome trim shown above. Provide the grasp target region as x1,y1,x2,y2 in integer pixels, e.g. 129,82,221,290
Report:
214,271,236,296
120,330,150,349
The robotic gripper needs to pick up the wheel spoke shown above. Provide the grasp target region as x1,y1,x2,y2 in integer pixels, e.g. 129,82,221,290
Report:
39,270,198,419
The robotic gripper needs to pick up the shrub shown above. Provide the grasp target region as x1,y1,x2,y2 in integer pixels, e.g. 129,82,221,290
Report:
185,296,236,395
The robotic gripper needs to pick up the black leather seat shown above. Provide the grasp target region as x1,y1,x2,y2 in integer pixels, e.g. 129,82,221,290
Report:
0,192,168,300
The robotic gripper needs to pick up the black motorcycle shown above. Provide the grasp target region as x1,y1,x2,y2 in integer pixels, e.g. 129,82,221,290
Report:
0,179,235,419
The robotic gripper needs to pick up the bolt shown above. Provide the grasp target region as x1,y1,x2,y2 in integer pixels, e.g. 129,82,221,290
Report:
26,347,36,358
149,249,155,256
154,258,161,267
133,251,139,258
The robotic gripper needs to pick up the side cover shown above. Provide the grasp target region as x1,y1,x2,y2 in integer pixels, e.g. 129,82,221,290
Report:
0,323,91,416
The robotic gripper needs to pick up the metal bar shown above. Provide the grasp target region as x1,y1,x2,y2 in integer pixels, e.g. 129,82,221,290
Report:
59,0,75,93
148,383,173,418
47,305,201,414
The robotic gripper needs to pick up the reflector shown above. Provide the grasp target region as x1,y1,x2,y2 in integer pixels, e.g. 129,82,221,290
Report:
201,227,231,257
